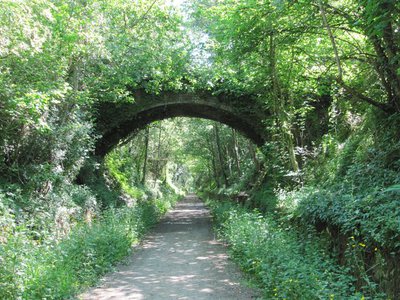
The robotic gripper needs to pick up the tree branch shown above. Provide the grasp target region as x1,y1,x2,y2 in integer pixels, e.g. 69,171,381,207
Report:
131,0,159,28
336,78,393,113
318,0,343,80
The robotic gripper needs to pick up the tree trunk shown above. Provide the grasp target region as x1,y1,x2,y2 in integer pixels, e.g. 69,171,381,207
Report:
318,0,343,80
207,135,219,188
269,33,299,172
225,145,233,179
249,141,260,172
141,126,149,185
232,128,242,175
155,123,163,179
319,0,397,112
214,124,229,187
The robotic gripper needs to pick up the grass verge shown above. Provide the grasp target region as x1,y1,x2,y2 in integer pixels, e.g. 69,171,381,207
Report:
0,195,179,299
206,198,386,300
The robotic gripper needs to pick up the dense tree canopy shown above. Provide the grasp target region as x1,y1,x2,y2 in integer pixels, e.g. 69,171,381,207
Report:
0,0,399,298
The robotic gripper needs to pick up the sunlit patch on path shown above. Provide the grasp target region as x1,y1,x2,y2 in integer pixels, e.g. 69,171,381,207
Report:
80,194,259,300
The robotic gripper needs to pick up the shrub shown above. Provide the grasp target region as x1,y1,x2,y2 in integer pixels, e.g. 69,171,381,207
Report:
206,199,384,299
0,193,179,299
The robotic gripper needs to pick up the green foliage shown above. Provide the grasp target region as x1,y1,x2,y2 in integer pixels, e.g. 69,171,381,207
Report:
284,187,400,250
206,198,378,299
105,151,146,201
290,114,400,248
0,190,178,299
249,183,278,212
0,0,192,199
385,184,400,192
1,0,400,298
262,114,400,297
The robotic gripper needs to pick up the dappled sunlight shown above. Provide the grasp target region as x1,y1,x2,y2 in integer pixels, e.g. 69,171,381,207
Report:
81,195,257,300
1,0,398,298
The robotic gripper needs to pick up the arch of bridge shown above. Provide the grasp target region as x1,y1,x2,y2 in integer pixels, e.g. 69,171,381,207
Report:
94,89,268,156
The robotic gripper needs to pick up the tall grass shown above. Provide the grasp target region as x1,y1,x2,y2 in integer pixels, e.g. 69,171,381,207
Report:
0,195,178,299
206,198,385,299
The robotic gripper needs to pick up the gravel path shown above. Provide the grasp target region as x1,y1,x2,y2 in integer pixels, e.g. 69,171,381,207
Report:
79,194,259,300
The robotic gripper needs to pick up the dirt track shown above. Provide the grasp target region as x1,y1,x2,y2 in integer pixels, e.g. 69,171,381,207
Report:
80,194,259,300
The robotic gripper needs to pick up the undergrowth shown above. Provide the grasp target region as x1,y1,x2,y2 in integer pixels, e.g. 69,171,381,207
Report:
0,194,178,299
206,198,386,299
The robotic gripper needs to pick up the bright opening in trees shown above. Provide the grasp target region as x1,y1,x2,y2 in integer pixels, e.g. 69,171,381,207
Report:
0,0,399,299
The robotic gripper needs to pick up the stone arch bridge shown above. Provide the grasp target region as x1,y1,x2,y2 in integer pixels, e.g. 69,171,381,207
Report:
94,89,268,156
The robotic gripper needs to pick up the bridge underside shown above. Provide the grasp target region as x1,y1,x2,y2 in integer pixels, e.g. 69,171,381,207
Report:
94,91,268,156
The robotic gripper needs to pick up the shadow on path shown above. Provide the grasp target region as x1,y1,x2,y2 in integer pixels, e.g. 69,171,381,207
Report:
80,194,259,300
